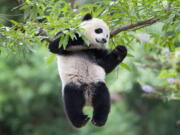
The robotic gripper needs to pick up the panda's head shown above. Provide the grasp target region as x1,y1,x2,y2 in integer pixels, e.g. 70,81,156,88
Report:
80,14,110,48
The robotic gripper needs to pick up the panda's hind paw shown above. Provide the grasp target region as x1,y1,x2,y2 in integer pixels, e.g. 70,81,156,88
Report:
91,119,106,127
71,114,90,128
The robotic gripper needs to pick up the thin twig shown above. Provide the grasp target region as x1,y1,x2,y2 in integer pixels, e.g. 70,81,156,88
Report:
110,17,160,38
0,14,23,17
11,2,25,11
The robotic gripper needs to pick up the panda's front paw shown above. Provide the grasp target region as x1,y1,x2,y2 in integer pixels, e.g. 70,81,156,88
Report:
113,45,127,59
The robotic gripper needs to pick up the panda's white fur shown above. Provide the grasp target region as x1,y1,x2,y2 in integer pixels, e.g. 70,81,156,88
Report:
57,53,105,89
57,53,105,105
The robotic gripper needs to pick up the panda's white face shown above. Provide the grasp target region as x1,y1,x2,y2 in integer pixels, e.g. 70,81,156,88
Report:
80,18,110,48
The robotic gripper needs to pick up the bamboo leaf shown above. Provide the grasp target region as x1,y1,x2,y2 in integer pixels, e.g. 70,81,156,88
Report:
120,63,131,72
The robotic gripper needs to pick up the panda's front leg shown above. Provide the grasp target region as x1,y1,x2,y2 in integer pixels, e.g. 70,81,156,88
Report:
98,45,127,73
92,82,110,127
64,83,90,128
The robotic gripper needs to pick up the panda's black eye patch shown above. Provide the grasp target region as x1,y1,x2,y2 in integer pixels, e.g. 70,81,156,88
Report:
95,28,103,34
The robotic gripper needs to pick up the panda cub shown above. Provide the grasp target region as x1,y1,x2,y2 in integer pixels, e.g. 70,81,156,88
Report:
49,13,127,128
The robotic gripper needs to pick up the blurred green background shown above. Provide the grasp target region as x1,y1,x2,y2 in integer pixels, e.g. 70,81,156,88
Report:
0,0,180,135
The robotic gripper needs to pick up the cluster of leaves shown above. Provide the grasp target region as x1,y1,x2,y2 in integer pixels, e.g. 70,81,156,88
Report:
0,0,179,53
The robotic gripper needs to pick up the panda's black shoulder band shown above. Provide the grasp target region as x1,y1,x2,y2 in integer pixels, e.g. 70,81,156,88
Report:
83,13,92,21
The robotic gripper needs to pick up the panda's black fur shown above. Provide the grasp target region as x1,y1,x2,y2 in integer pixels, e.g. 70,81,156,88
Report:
49,14,127,128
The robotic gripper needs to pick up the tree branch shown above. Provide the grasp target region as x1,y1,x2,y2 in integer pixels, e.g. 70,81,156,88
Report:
110,17,160,38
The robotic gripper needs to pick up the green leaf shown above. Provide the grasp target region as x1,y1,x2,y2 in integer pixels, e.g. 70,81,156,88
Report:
120,63,131,72
63,35,69,49
10,20,19,25
127,53,134,57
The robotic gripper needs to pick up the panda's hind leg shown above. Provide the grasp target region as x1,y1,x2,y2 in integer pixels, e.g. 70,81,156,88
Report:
92,82,110,127
64,83,90,128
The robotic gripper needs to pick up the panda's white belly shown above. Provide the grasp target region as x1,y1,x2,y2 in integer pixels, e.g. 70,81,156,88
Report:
57,54,105,88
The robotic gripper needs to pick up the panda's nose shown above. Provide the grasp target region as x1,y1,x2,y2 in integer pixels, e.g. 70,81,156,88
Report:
102,38,107,43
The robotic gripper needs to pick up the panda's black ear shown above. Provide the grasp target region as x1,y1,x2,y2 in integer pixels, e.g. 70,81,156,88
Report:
82,13,92,21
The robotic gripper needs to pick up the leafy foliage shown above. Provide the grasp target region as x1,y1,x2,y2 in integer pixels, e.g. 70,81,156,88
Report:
0,0,179,52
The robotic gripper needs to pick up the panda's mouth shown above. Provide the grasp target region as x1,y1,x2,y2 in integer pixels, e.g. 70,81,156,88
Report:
96,38,105,44
95,38,100,43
